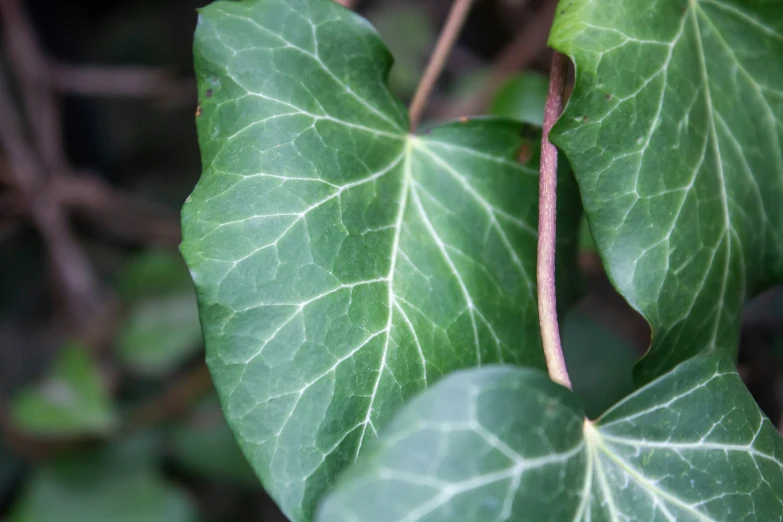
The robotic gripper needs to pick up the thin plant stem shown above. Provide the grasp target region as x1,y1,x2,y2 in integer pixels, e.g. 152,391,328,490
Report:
538,51,571,389
409,0,474,131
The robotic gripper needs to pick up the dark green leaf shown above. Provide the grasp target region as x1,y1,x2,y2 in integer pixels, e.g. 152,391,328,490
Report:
317,354,783,521
549,0,783,383
10,344,115,437
183,0,581,519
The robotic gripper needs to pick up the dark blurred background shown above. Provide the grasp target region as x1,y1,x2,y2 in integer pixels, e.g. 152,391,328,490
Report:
0,0,780,520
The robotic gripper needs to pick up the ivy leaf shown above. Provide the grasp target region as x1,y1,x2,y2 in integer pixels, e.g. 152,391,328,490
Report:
317,354,783,521
182,0,581,519
549,0,783,383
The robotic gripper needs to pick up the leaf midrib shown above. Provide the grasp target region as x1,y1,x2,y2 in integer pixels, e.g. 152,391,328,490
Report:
353,135,535,457
354,138,414,458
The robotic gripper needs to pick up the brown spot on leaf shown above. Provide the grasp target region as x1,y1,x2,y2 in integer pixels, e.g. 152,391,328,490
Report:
206,89,213,97
196,104,203,117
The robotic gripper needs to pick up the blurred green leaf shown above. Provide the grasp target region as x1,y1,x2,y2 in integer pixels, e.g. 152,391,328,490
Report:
577,216,596,253
366,4,434,98
116,294,202,377
10,344,115,437
561,312,637,419
115,250,202,376
115,250,193,303
167,397,258,486
10,438,196,522
490,72,548,126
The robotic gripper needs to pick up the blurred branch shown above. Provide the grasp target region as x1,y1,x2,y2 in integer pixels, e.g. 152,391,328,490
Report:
0,0,192,332
334,0,356,7
435,0,558,120
123,363,212,432
51,64,196,106
54,173,182,247
0,75,101,328
0,0,66,172
0,167,182,248
410,0,475,130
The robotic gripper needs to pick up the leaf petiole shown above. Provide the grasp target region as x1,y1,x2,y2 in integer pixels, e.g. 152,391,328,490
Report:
538,51,571,389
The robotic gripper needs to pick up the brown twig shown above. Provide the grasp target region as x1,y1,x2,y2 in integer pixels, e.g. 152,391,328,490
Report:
0,0,66,173
409,0,475,131
537,52,570,389
51,64,180,99
121,363,213,432
435,0,557,121
0,167,182,248
0,74,101,328
54,173,182,247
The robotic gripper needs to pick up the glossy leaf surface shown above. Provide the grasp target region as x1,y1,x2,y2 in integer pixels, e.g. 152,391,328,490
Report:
550,0,783,382
318,355,783,521
183,0,581,519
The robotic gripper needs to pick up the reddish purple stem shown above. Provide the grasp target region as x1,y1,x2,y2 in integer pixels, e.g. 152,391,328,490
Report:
537,52,571,389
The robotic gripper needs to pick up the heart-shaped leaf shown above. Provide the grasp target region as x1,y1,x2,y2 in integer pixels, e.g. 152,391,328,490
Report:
183,0,581,519
549,0,783,383
317,354,783,521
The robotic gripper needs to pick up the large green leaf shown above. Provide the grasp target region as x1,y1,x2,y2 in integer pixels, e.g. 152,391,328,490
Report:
549,0,783,383
182,0,581,519
317,354,783,521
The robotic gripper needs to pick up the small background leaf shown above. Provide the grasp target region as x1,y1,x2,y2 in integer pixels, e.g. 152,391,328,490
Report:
489,71,548,126
9,344,115,437
114,250,202,377
10,436,197,522
366,3,434,99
